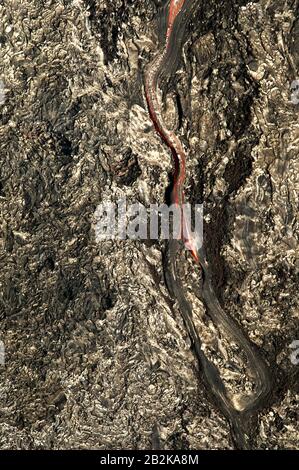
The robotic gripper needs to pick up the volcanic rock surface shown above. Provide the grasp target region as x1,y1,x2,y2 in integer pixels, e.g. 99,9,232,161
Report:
0,0,298,449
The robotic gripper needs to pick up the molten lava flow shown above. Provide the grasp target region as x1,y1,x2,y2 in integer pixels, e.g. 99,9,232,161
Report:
166,0,186,45
145,0,199,261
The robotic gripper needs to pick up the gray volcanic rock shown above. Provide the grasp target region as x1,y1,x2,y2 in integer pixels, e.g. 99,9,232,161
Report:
0,0,298,450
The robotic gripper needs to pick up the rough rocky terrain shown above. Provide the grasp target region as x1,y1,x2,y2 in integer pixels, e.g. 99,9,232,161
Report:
0,0,298,449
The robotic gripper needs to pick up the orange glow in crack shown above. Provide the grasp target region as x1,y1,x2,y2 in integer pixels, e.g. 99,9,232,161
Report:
166,0,186,45
145,0,199,263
